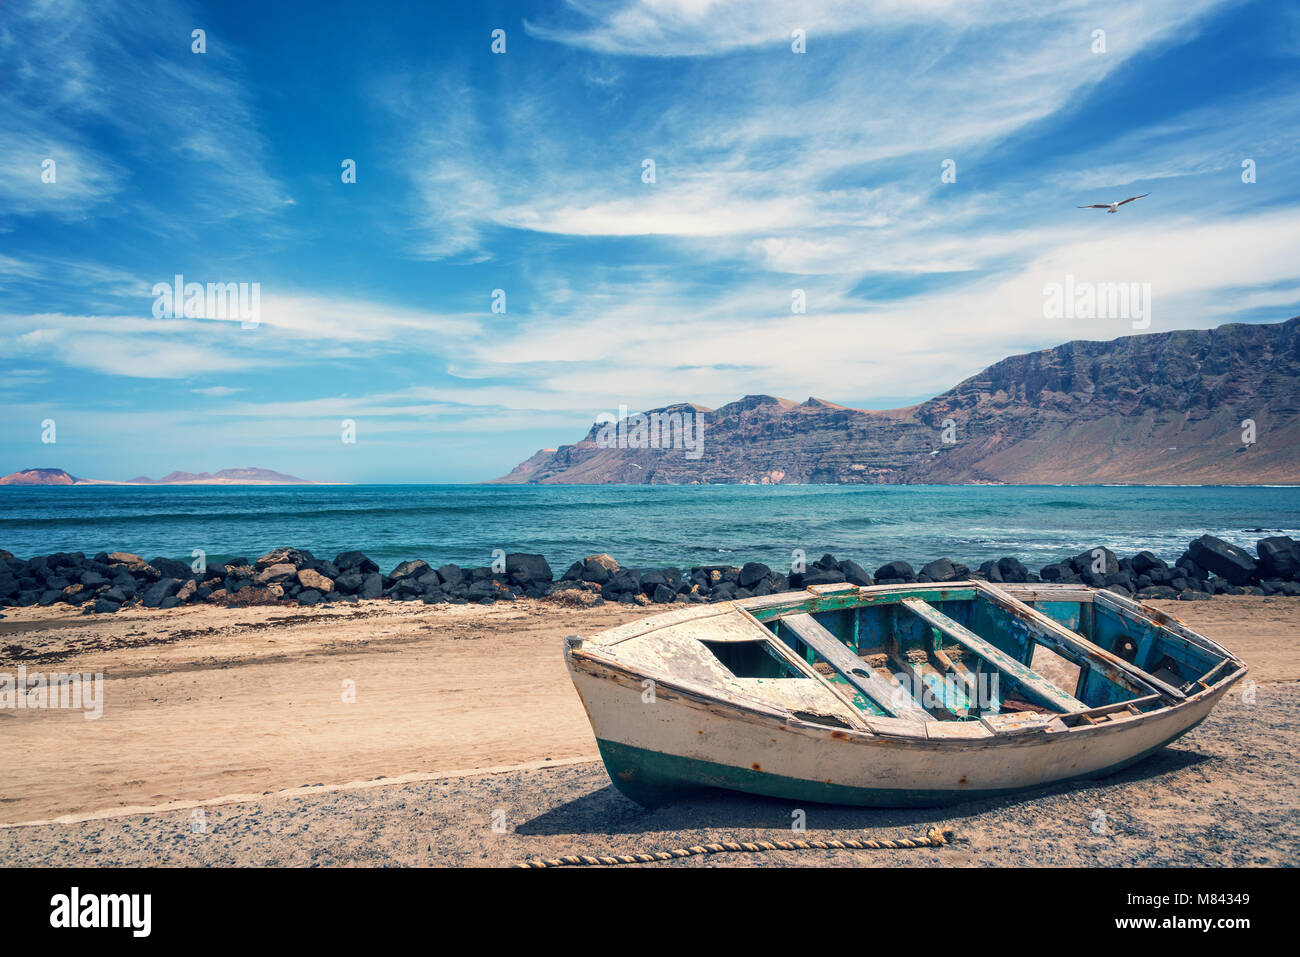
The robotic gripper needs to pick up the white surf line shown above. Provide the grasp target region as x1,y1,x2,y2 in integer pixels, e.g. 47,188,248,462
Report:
0,754,601,829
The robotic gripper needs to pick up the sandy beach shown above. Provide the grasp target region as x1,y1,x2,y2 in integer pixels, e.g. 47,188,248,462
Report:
1,595,1297,866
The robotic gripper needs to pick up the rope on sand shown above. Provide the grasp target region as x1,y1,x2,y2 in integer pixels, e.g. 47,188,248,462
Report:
516,825,957,868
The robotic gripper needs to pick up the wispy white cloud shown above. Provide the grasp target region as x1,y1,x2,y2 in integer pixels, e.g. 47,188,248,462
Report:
6,315,262,378
0,287,488,379
17,197,1292,406
0,0,289,223
396,0,1230,265
523,0,976,57
1050,90,1300,195
0,133,124,217
428,205,1300,415
190,385,244,396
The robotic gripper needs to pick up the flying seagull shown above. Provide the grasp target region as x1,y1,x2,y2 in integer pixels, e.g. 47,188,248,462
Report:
1078,192,1150,213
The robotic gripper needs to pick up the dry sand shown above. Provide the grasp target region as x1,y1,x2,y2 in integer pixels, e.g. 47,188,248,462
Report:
0,595,1296,866
0,599,646,825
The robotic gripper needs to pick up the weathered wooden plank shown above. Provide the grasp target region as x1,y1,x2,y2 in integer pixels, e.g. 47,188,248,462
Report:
599,603,734,646
1184,658,1239,693
1057,693,1162,722
997,583,1097,604
735,607,878,728
978,711,1066,735
915,659,973,717
891,626,973,718
863,715,930,738
805,582,857,596
746,585,977,622
971,582,1185,702
924,720,992,739
741,591,804,612
780,613,932,721
900,598,1087,713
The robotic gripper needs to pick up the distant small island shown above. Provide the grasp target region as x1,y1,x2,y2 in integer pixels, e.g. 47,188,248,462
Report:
0,467,321,486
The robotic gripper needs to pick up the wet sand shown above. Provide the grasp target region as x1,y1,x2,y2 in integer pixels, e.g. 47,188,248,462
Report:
0,595,1296,866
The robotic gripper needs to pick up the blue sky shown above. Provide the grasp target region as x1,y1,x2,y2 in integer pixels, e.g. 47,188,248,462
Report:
2,0,1298,482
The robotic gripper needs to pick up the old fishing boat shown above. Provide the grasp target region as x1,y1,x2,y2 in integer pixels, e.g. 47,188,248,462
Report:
565,581,1246,807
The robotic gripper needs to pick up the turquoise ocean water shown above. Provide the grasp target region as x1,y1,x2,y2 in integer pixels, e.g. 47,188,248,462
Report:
1,484,1297,574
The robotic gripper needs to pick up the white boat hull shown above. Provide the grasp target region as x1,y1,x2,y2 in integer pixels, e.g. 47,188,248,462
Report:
567,651,1239,807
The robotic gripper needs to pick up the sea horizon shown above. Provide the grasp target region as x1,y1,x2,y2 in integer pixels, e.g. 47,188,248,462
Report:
4,483,1296,574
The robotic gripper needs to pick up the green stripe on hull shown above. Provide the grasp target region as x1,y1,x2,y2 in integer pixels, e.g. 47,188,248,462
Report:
596,724,1205,808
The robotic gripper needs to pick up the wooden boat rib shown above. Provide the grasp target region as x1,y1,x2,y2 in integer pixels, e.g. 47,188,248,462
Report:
564,580,1247,807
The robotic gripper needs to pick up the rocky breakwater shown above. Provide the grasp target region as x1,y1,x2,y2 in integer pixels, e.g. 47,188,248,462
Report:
0,534,1297,616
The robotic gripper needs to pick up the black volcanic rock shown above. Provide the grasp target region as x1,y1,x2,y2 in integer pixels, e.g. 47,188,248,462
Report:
334,551,379,573
505,553,552,586
1174,555,1209,581
1257,536,1300,581
1138,585,1179,600
334,571,363,593
389,559,429,580
802,567,846,586
996,557,1029,582
8,538,1300,614
919,558,963,582
1040,562,1080,583
640,569,668,594
436,564,464,587
581,555,619,583
1070,547,1118,577
466,580,498,601
149,557,193,580
1132,551,1167,574
603,569,642,597
874,560,916,582
142,578,180,607
838,560,874,586
1187,535,1257,585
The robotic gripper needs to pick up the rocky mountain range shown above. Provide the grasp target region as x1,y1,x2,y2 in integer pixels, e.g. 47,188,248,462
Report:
495,316,1300,485
0,467,315,486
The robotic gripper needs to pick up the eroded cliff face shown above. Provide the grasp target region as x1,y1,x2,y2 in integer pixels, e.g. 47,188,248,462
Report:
495,317,1300,485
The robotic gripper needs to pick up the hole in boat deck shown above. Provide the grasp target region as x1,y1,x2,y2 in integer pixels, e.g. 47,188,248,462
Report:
699,639,803,679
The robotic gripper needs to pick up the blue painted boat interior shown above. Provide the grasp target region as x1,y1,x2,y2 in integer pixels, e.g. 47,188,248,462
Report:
750,591,1224,720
